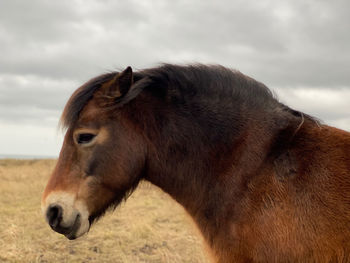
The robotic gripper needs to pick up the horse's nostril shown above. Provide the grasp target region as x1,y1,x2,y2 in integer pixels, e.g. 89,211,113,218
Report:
46,204,63,228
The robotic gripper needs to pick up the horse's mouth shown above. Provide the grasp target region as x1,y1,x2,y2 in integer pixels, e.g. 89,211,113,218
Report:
50,213,82,240
65,214,82,240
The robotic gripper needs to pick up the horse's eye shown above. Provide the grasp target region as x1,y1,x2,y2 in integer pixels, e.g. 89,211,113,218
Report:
77,133,96,144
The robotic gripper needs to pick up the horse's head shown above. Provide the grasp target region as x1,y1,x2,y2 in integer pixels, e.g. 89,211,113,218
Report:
41,67,148,239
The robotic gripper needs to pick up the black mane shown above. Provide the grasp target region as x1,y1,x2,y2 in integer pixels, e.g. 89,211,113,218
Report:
61,64,315,130
136,64,277,108
60,72,115,129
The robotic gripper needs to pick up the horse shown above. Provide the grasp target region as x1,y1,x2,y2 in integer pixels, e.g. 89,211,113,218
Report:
42,64,350,262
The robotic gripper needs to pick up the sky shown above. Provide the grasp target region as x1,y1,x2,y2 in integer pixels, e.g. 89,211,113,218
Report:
0,0,349,157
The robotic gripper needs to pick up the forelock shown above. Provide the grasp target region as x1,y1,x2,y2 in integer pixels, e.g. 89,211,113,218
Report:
60,72,116,130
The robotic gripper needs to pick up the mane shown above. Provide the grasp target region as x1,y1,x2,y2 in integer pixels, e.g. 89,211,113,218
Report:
60,64,317,130
137,64,276,106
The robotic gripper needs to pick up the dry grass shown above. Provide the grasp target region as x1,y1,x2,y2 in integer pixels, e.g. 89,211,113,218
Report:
0,159,210,263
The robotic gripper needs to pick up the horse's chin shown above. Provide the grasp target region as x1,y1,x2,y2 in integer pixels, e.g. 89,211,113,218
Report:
65,214,90,240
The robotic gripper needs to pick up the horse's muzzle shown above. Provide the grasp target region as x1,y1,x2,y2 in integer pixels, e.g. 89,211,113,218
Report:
46,204,81,240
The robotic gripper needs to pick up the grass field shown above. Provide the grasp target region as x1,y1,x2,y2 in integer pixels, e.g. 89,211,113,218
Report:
0,159,209,263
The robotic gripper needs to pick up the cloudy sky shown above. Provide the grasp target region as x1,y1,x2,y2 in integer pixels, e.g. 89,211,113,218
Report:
0,0,349,157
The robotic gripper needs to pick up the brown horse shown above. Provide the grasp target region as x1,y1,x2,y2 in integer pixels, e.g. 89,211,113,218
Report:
42,64,350,262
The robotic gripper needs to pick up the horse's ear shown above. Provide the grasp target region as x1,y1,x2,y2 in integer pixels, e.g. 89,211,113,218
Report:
97,66,150,108
116,66,133,96
102,66,134,98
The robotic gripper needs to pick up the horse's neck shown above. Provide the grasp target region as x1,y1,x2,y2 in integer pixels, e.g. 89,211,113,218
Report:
144,114,279,244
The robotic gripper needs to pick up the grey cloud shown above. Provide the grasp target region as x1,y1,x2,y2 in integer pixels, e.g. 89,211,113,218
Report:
0,0,349,87
0,74,75,123
0,0,149,79
0,104,60,126
0,74,75,110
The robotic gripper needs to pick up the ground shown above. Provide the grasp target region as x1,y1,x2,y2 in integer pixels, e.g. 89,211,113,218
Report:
0,159,209,263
